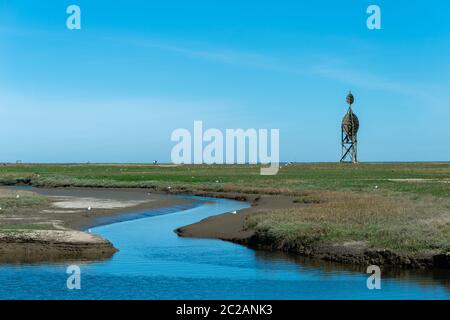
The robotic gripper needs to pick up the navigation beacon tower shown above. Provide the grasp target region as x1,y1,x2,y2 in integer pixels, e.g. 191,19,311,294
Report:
340,91,359,163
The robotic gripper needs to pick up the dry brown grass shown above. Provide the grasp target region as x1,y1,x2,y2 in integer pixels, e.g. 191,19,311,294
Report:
0,189,49,217
245,191,450,255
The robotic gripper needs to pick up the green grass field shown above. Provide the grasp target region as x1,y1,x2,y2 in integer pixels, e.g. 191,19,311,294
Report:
0,162,449,197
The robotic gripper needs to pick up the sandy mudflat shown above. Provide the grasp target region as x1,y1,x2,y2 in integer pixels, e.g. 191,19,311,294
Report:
31,187,195,229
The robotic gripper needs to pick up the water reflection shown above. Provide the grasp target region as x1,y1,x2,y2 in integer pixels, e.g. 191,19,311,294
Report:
252,249,450,295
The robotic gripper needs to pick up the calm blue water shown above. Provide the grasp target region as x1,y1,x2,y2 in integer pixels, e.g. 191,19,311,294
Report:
0,197,448,300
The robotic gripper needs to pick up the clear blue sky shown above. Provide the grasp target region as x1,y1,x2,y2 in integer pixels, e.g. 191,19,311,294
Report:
1,0,449,163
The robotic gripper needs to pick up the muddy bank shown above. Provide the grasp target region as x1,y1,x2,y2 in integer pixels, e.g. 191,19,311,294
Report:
0,230,117,263
176,194,450,270
238,234,450,270
176,194,299,240
0,187,196,263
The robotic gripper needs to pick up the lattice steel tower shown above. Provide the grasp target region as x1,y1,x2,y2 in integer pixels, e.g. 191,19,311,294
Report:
340,91,359,163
